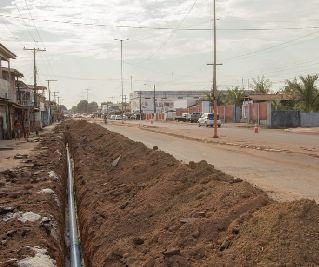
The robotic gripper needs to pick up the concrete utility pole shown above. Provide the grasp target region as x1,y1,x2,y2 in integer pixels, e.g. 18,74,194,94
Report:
46,79,57,124
153,84,156,119
114,38,129,123
139,91,142,120
121,94,127,112
23,47,46,108
207,0,222,138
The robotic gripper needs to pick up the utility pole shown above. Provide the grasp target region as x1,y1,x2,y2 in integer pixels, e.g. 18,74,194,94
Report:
121,94,127,113
85,89,90,114
139,91,142,121
207,0,222,137
153,84,156,120
46,79,57,124
23,47,46,108
52,91,59,102
114,38,129,123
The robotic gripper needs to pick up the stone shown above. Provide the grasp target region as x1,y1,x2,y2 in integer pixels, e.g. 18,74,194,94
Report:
14,154,28,159
192,230,200,239
0,207,15,216
163,247,180,257
220,240,230,251
152,146,158,151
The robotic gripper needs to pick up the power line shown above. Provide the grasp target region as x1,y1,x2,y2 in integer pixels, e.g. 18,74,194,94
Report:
1,13,319,31
224,30,319,62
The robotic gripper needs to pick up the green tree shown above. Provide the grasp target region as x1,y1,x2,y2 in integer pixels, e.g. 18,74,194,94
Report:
225,86,244,106
251,76,272,94
71,106,78,113
77,100,88,113
285,75,319,112
200,91,226,106
88,101,98,114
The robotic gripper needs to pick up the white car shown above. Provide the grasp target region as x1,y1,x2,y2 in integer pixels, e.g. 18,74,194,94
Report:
110,115,116,120
115,115,122,120
198,113,221,127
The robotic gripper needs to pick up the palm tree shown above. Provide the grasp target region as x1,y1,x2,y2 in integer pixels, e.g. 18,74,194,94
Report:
251,76,272,94
285,75,319,112
225,86,244,106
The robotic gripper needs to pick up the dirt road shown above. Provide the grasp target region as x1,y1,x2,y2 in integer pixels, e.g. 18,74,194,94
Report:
104,122,319,202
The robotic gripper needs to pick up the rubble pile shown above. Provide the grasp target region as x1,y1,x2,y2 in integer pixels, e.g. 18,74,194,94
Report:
0,129,67,267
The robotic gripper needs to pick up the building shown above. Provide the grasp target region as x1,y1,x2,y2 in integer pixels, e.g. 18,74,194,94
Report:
0,44,26,139
130,90,209,114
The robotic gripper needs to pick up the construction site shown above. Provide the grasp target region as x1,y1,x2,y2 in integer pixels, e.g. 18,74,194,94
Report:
0,120,318,266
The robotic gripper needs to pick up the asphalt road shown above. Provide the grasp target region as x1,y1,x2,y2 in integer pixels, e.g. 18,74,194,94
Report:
103,122,319,203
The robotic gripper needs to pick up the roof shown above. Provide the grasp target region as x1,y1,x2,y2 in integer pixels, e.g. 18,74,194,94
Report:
0,43,16,60
27,85,47,91
1,67,23,78
246,94,293,101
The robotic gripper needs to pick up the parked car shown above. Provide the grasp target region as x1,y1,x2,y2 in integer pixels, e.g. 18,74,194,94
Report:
198,113,221,127
110,115,116,120
175,113,191,122
115,115,122,120
190,112,202,123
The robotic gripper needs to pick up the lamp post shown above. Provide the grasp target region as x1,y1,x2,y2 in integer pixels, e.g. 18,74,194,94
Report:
114,38,129,123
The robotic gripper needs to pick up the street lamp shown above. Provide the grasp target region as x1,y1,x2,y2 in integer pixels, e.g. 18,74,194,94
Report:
114,38,129,123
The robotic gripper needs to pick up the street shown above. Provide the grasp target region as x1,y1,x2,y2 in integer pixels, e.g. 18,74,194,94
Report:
102,121,319,202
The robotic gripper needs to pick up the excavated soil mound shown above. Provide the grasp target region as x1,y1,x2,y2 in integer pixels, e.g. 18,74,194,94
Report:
66,120,319,267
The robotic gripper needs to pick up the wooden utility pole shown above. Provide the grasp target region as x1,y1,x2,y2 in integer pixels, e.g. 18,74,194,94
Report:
23,47,46,108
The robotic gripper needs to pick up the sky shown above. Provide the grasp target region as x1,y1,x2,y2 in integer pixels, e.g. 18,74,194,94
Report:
1,0,319,108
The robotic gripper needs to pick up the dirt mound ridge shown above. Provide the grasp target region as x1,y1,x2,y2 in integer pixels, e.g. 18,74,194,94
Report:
66,120,319,266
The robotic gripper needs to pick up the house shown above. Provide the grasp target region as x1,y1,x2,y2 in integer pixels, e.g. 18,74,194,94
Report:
0,43,25,139
241,93,292,125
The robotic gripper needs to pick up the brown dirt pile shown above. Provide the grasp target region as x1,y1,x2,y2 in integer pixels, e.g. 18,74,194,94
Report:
67,120,319,267
0,128,67,267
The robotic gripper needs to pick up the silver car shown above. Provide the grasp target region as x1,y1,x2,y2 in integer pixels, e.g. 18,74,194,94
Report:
198,113,221,127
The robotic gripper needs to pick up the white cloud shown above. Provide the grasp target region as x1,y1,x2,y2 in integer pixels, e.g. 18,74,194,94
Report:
0,0,318,107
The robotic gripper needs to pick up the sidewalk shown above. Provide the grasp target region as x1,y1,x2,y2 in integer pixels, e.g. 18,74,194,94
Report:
0,123,59,171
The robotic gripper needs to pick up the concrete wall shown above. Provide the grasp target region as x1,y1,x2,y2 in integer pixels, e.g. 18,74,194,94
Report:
271,111,300,128
300,112,319,127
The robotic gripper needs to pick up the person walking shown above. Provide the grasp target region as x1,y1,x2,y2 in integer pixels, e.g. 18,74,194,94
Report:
24,119,30,142
14,120,21,140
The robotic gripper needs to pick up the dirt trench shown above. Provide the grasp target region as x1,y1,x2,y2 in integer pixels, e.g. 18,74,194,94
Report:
66,120,319,267
0,127,68,267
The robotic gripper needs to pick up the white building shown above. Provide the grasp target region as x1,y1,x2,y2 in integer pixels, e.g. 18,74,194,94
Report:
130,90,209,114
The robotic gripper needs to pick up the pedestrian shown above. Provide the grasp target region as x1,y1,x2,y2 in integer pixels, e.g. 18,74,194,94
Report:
24,119,30,142
14,120,21,140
